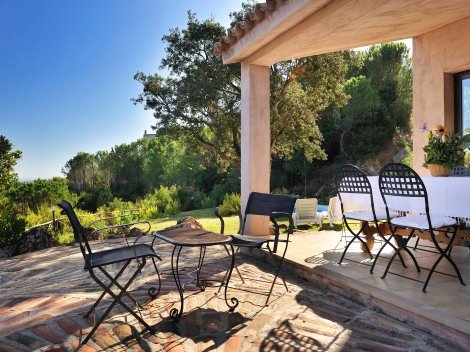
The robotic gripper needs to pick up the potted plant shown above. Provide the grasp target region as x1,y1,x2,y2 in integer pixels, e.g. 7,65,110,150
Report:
421,124,465,176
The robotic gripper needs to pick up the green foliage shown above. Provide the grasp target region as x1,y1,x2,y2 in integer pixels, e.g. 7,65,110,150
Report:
395,127,413,167
219,193,240,217
209,167,240,204
0,135,22,193
423,126,464,169
0,197,26,247
8,177,77,215
0,136,25,247
340,76,393,158
134,12,350,170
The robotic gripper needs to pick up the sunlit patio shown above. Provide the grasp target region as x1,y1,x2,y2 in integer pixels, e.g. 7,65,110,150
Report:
258,229,470,349
0,232,467,351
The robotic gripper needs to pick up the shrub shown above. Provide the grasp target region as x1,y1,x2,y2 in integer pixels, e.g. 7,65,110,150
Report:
219,193,240,216
272,187,289,195
0,198,26,247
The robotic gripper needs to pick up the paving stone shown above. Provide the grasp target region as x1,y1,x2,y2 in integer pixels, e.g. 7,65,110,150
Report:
92,327,119,349
6,332,48,350
43,345,67,352
0,341,25,352
0,237,465,351
31,325,64,344
56,317,85,337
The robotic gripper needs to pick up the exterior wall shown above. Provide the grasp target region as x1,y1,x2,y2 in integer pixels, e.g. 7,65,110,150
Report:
413,15,470,174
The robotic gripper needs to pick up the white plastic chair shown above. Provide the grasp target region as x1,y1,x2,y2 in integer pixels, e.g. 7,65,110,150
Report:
294,198,323,228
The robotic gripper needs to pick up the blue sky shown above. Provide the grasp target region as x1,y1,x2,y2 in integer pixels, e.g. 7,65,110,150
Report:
0,0,243,180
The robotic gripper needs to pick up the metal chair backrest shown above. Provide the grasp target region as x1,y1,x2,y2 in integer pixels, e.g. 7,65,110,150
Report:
335,164,377,221
379,163,431,224
57,200,92,259
241,192,298,235
450,166,470,177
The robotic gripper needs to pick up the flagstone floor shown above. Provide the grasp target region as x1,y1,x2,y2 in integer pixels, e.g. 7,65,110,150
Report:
0,235,465,351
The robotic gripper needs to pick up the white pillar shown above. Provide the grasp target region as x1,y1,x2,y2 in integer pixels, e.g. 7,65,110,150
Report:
241,62,271,235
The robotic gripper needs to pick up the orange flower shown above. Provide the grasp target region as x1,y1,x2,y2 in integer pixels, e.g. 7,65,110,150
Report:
435,124,447,134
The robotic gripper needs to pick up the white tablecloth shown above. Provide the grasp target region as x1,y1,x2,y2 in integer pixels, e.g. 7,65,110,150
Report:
339,176,470,221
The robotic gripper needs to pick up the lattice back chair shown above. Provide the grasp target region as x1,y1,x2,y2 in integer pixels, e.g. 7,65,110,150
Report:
58,200,161,345
215,192,298,305
335,165,401,266
378,163,465,292
450,166,470,177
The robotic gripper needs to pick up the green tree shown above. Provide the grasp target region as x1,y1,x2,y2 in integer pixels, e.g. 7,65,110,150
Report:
340,76,392,158
0,135,22,193
362,42,412,130
133,12,350,169
62,152,98,193
0,135,25,247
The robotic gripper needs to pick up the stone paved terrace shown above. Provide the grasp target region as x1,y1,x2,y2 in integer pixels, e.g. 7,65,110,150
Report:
0,235,466,351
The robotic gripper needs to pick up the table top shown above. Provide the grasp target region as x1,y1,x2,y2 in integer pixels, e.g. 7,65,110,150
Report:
153,227,231,247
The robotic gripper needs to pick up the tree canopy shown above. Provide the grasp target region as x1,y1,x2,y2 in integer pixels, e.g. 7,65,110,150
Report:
133,12,353,169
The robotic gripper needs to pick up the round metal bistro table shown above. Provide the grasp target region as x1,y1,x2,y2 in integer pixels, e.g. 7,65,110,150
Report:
151,227,239,320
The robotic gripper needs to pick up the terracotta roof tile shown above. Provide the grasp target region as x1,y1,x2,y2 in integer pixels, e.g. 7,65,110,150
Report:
213,0,287,56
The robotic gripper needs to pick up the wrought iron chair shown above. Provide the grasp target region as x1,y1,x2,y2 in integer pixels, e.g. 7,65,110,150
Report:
335,164,401,266
378,163,466,292
450,166,470,176
215,192,298,305
57,200,161,345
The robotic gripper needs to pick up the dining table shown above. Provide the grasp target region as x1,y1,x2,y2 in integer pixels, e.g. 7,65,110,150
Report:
338,176,470,249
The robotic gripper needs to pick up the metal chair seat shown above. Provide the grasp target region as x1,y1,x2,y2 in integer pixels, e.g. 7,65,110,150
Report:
229,234,272,248
86,244,160,269
343,210,399,222
391,214,456,230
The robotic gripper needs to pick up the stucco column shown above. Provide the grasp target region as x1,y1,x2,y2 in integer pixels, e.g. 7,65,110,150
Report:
241,62,271,235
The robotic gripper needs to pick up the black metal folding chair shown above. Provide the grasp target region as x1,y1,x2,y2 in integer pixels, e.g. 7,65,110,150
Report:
378,163,466,292
58,200,161,345
335,164,402,267
450,166,470,176
215,192,298,305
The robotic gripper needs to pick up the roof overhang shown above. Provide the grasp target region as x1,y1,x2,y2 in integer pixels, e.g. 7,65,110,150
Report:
218,0,470,66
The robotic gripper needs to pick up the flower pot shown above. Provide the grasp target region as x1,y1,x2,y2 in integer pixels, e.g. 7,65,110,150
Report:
427,164,451,177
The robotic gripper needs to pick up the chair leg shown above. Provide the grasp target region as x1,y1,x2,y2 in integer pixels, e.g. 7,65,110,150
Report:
220,245,245,285
83,260,154,345
84,260,130,318
265,242,289,306
98,266,146,310
423,228,465,292
339,220,372,265
413,236,420,250
381,231,420,280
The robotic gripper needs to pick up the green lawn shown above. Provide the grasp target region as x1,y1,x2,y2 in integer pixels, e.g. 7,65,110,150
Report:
58,208,344,244
145,208,241,234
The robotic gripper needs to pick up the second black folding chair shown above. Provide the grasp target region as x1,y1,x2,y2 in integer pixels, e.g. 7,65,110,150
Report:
376,163,466,292
215,192,298,305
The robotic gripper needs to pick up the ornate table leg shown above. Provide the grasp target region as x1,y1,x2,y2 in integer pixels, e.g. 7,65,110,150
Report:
169,245,184,320
224,243,239,312
148,236,162,299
